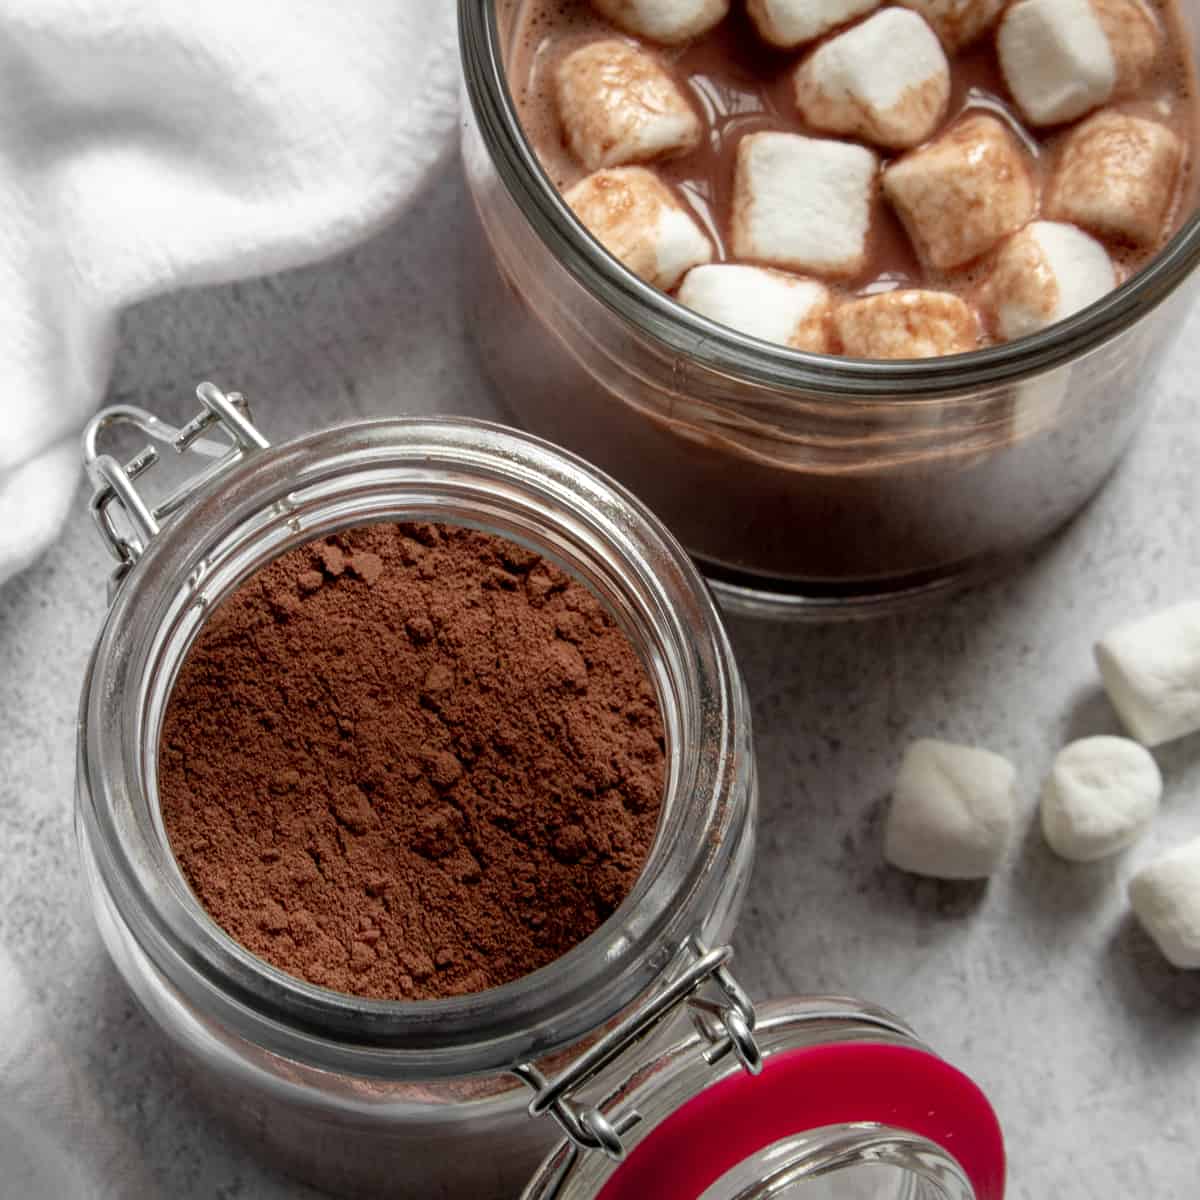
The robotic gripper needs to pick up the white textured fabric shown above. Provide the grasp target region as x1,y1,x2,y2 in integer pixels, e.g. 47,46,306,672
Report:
0,0,458,588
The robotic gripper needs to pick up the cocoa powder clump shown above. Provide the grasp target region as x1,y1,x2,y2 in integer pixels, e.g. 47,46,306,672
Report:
159,522,665,1000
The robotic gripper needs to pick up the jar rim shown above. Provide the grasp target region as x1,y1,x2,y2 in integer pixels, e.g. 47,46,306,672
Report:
77,416,753,1079
458,0,1200,397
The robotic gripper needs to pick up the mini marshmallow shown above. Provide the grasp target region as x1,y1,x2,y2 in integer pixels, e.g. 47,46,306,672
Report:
984,221,1116,342
1040,736,1162,862
555,40,702,172
1046,111,1185,247
732,132,878,277
677,265,833,351
897,0,1006,52
747,0,881,48
884,739,1018,879
883,115,1036,270
1095,603,1200,747
1129,838,1200,968
564,167,712,290
834,290,978,359
793,8,950,151
997,0,1162,127
590,0,729,44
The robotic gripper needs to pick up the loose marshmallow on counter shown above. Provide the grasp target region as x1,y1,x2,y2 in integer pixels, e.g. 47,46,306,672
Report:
555,40,702,172
1129,838,1200,968
1046,111,1185,247
590,0,729,44
677,265,833,351
1095,603,1200,747
732,132,878,277
897,0,1006,52
564,167,712,290
884,739,1018,879
834,290,978,358
883,115,1037,270
747,0,881,48
1040,737,1162,862
984,221,1116,342
793,8,950,151
997,0,1162,127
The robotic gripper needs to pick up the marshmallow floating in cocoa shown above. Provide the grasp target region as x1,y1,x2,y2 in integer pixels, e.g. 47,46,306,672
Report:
1046,110,1185,247
590,0,729,44
1096,603,1200,746
1130,839,1200,968
732,131,878,277
897,0,1006,52
793,8,950,151
565,166,712,290
748,0,881,49
835,290,978,359
998,0,1161,127
883,115,1037,271
555,40,701,172
985,221,1117,342
677,264,833,351
884,739,1018,879
1040,736,1162,862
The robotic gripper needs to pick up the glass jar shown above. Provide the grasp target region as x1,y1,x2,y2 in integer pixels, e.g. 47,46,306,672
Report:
75,384,1003,1199
459,0,1200,619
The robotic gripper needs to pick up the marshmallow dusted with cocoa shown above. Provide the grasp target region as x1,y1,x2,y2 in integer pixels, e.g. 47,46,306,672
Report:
732,132,878,277
555,40,701,171
677,265,833,351
897,0,1006,52
748,0,881,48
565,167,712,290
985,222,1117,342
590,0,729,44
794,8,950,150
884,739,1018,879
998,0,1162,127
1047,111,1186,246
883,115,1037,270
835,290,978,359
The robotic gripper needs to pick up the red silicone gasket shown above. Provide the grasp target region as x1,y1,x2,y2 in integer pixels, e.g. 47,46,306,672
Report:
595,1041,1005,1200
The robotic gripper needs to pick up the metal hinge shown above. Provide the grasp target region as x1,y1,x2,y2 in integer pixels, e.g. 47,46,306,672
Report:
82,382,270,595
512,938,762,1165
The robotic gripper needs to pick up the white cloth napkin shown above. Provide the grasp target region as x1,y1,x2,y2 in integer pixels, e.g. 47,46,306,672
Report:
0,0,459,586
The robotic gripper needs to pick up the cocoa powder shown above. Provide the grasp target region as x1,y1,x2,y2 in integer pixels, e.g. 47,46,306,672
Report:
158,521,665,1000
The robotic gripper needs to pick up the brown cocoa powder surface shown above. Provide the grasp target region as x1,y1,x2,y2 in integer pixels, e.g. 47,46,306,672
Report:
159,521,665,1000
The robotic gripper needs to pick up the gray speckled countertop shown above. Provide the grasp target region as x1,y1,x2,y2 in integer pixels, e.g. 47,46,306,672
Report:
2,153,1199,1199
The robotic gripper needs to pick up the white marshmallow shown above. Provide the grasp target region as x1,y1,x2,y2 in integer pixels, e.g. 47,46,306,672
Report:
884,739,1018,879
1046,111,1185,247
590,0,729,44
897,0,1006,52
732,132,878,277
883,115,1037,270
985,222,1116,342
1129,838,1200,968
997,0,1162,127
555,40,702,172
1095,603,1200,747
835,289,978,359
677,265,833,351
1040,737,1161,862
793,9,950,151
564,167,712,291
748,0,881,48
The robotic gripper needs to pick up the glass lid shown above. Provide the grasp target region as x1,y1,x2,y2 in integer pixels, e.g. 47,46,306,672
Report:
521,996,1005,1200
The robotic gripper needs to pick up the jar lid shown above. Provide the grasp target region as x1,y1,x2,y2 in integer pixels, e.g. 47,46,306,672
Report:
521,995,1005,1200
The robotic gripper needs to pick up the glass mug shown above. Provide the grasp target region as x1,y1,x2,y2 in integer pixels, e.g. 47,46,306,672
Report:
74,384,1004,1198
459,0,1200,619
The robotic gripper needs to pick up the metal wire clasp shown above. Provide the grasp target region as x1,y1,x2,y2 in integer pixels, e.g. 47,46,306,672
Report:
82,382,270,593
511,938,762,1165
